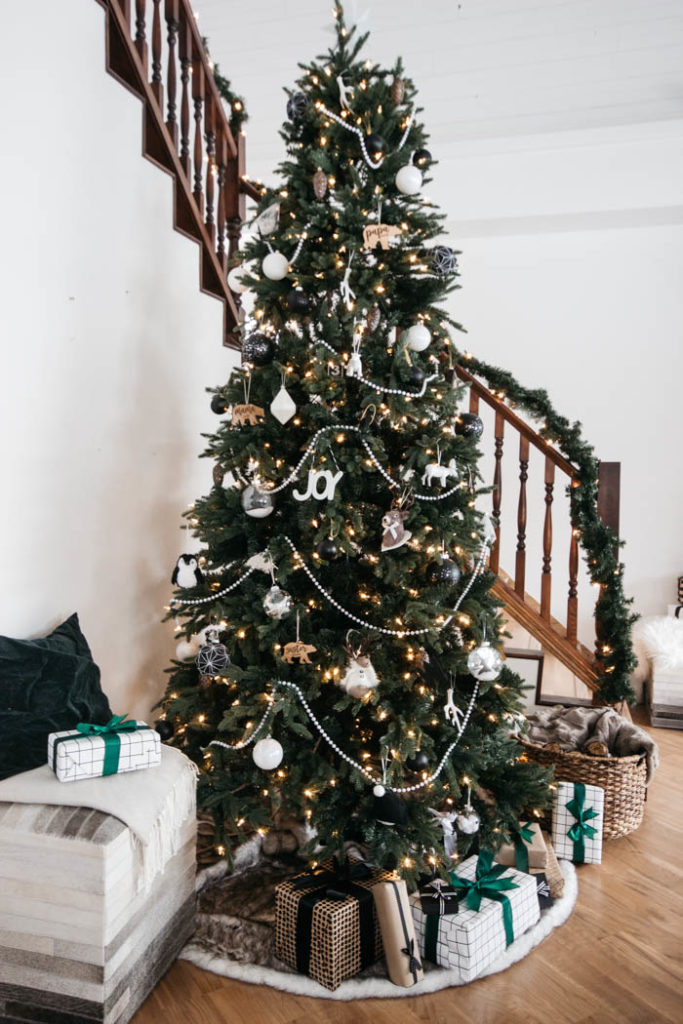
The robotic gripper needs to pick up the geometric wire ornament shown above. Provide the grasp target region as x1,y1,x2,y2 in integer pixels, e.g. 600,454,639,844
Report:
196,641,230,675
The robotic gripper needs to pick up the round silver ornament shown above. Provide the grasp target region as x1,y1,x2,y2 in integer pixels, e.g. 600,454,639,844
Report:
262,251,289,281
196,640,230,675
263,585,292,619
406,323,431,352
241,485,274,519
467,641,504,682
456,805,481,834
252,737,284,770
395,164,422,195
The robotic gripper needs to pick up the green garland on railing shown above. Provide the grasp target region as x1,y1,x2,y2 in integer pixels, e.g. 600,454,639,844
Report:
454,350,637,705
201,37,248,135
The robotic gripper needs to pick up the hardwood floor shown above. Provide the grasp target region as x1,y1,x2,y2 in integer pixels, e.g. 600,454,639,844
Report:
133,711,683,1024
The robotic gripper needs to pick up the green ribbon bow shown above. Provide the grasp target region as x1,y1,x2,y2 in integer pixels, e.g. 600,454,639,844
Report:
565,782,599,863
422,851,519,958
74,715,142,776
511,821,535,873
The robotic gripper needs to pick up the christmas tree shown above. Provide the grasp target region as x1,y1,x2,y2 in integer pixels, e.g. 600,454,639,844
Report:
158,4,551,882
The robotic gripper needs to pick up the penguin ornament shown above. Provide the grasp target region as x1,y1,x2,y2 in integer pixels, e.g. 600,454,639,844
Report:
171,554,205,589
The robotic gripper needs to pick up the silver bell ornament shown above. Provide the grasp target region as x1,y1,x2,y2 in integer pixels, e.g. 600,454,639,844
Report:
395,164,423,195
252,737,284,770
262,251,289,281
467,641,504,682
241,484,274,519
263,585,292,619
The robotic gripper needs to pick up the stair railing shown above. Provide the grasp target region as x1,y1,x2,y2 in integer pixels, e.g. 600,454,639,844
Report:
96,0,261,347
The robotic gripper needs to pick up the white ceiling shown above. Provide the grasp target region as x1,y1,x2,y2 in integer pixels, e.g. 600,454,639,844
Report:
198,0,683,180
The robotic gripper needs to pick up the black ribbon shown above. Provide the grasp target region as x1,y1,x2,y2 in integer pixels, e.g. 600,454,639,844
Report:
292,858,375,976
387,880,422,984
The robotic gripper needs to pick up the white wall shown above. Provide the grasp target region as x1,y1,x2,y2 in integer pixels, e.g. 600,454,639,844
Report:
0,1,237,720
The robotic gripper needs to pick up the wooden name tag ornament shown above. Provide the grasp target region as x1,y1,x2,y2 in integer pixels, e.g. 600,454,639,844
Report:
231,403,265,426
362,223,401,250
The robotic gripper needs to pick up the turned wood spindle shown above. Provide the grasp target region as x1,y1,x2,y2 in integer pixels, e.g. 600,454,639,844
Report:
164,1,179,145
541,456,555,620
134,0,148,67
192,58,205,214
489,410,504,575
515,434,529,596
216,133,227,268
567,519,579,643
179,20,191,174
151,0,163,102
204,100,216,243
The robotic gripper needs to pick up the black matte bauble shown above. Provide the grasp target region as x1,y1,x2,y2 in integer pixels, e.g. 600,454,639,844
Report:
373,789,409,827
408,365,425,387
242,332,274,366
154,719,174,741
286,91,307,121
406,750,430,772
316,538,339,560
412,148,432,167
455,412,484,439
428,555,461,586
365,133,384,158
287,288,309,313
210,393,229,414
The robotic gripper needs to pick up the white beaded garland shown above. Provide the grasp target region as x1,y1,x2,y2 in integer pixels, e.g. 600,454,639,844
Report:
170,566,255,607
311,334,438,398
315,103,413,170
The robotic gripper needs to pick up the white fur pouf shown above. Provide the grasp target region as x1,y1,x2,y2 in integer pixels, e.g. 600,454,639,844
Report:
180,861,577,1000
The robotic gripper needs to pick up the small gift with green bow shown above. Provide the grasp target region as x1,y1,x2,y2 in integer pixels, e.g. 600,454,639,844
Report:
495,820,548,872
48,715,160,782
409,850,540,981
551,781,604,864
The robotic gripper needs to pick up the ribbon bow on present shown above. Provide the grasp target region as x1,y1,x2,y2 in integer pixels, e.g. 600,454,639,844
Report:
449,850,519,946
565,783,599,863
76,714,139,737
510,820,535,873
401,937,422,984
420,877,459,916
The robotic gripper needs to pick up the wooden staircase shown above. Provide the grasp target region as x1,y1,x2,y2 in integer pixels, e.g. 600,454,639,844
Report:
94,0,261,348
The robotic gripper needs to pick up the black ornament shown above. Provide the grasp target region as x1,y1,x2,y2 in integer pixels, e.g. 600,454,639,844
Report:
316,537,339,560
365,134,384,159
408,365,425,387
242,332,274,366
455,412,484,439
210,393,229,415
154,719,174,741
287,288,309,313
373,786,409,827
196,641,230,675
406,750,430,773
431,245,457,277
286,91,307,121
413,148,432,167
427,555,461,586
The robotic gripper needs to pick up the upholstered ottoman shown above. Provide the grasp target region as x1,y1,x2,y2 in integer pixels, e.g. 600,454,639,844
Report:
0,759,196,1023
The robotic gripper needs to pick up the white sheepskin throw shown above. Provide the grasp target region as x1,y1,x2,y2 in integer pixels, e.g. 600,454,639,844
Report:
637,616,683,671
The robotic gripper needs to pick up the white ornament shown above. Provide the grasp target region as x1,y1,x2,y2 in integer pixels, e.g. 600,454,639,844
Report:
175,638,199,660
346,351,363,378
262,251,289,281
252,737,284,770
270,385,296,425
292,468,343,502
406,323,431,352
227,264,251,293
421,458,458,487
251,202,280,237
241,485,274,518
245,550,276,573
467,641,504,682
395,164,422,195
481,513,497,545
456,805,481,834
443,687,464,728
337,75,352,110
340,655,379,699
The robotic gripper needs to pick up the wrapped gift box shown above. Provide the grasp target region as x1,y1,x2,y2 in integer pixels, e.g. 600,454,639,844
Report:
417,876,460,916
48,717,160,782
495,820,547,872
410,852,540,982
372,879,424,988
552,781,604,864
274,856,393,990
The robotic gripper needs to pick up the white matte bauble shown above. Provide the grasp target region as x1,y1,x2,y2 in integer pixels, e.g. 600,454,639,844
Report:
406,323,431,352
269,385,296,425
262,251,289,281
252,737,284,771
227,264,250,293
395,164,423,195
175,639,199,660
456,805,481,834
467,641,504,681
241,485,274,518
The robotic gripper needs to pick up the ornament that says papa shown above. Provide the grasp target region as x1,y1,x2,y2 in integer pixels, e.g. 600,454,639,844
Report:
231,403,265,426
363,223,402,251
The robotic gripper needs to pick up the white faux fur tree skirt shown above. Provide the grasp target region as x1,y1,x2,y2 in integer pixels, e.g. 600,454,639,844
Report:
180,861,577,999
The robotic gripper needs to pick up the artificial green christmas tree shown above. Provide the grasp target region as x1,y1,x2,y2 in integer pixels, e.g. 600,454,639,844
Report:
158,4,551,882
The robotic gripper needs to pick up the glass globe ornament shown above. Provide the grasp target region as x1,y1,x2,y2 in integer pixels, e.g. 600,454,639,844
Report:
456,804,481,834
241,485,274,519
263,584,292,619
252,737,284,770
467,641,504,682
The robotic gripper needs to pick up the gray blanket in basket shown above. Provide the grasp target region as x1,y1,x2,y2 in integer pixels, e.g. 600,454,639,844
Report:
525,706,659,784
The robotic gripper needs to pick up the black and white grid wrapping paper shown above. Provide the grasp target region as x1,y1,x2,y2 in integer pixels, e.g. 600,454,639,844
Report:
48,724,161,782
551,781,604,864
409,856,540,982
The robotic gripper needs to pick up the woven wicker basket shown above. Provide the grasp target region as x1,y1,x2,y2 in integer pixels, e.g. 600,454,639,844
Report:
520,739,647,840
